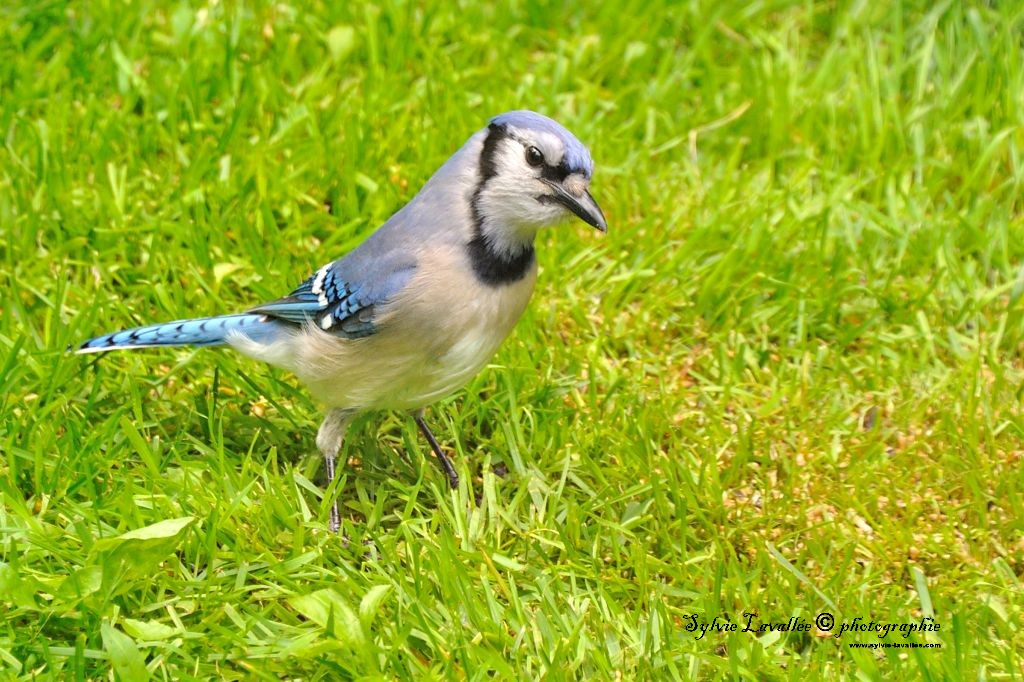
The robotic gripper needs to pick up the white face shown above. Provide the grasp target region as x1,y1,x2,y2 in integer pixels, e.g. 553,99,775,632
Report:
477,128,588,235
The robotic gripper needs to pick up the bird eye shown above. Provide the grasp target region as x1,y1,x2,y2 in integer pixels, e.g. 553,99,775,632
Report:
525,146,544,167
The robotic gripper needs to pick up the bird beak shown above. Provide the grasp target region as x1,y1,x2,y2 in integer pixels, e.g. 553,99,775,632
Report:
542,180,608,232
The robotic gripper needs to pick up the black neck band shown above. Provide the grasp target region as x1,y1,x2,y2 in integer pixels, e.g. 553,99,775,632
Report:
467,123,536,286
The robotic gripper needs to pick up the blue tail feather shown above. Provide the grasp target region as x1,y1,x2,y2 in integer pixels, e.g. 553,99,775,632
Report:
77,313,283,354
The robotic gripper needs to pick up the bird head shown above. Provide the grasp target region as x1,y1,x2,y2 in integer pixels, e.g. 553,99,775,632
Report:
471,111,606,249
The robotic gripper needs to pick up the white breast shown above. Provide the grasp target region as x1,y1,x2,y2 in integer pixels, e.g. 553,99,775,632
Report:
240,243,539,412
404,277,535,407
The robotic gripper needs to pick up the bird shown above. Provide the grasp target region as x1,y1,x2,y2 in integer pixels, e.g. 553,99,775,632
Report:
77,110,607,532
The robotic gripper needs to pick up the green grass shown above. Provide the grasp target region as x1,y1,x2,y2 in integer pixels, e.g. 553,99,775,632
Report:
2,0,1022,678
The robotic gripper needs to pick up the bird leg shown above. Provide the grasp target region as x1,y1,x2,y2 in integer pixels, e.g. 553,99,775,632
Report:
316,408,356,532
413,411,459,489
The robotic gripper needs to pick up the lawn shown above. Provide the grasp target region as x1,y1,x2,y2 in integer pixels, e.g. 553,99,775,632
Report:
1,0,1022,678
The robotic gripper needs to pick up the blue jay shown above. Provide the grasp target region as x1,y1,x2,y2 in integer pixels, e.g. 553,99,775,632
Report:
78,110,606,531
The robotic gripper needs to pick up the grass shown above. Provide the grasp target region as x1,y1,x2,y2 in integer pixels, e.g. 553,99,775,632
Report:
1,0,1022,678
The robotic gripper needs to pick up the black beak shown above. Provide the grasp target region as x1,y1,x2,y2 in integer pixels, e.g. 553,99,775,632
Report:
541,180,608,232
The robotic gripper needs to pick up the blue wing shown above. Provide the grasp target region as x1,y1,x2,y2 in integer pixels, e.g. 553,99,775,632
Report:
250,257,415,338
